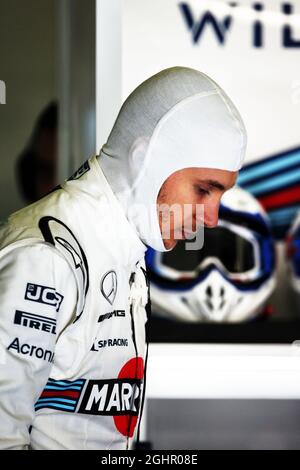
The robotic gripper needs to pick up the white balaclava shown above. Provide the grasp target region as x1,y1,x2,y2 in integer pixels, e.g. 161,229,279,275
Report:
98,66,247,252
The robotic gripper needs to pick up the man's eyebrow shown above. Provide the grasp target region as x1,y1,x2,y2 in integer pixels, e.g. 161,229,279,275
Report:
196,179,226,191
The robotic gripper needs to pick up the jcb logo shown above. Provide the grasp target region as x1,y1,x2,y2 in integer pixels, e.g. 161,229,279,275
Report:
25,283,64,312
0,80,6,104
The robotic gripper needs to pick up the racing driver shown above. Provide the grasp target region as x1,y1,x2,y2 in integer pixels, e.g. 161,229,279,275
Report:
0,66,247,449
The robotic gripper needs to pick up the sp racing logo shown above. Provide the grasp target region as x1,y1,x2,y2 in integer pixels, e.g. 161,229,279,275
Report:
79,357,144,437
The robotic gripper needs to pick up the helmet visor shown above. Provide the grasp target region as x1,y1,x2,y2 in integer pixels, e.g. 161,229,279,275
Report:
162,223,256,275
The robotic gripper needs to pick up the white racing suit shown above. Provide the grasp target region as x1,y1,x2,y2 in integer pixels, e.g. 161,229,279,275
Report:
0,154,150,450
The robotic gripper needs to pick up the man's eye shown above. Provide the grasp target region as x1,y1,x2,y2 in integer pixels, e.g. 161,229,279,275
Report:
196,187,210,196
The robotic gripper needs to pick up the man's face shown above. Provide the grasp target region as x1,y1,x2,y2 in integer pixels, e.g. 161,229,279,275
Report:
157,167,238,250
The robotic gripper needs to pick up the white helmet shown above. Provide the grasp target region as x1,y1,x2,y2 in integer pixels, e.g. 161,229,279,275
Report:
146,186,276,323
286,211,300,294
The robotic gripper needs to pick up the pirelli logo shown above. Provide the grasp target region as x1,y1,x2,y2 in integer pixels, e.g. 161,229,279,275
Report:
14,310,56,335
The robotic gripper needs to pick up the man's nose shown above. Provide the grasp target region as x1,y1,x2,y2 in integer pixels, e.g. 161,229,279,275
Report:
204,203,220,228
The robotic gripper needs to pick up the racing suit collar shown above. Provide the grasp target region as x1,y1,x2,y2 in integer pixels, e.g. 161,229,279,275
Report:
91,154,147,267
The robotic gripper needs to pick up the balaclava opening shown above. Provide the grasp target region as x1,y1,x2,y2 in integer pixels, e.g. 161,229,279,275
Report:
98,66,247,252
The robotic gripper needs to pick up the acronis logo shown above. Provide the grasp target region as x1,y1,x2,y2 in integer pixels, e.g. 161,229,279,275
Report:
179,2,300,47
0,80,6,104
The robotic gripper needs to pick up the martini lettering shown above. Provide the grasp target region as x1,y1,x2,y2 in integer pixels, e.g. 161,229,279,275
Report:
78,379,142,415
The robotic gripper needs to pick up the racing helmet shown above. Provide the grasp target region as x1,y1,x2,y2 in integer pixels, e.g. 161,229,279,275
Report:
146,186,276,323
286,211,300,294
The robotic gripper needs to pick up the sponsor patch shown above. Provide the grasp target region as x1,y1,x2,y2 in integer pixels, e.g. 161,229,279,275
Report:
98,310,125,323
91,338,128,351
35,378,86,412
78,378,141,416
67,160,90,181
14,310,56,335
7,337,54,363
25,283,64,312
34,357,144,438
100,270,118,305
